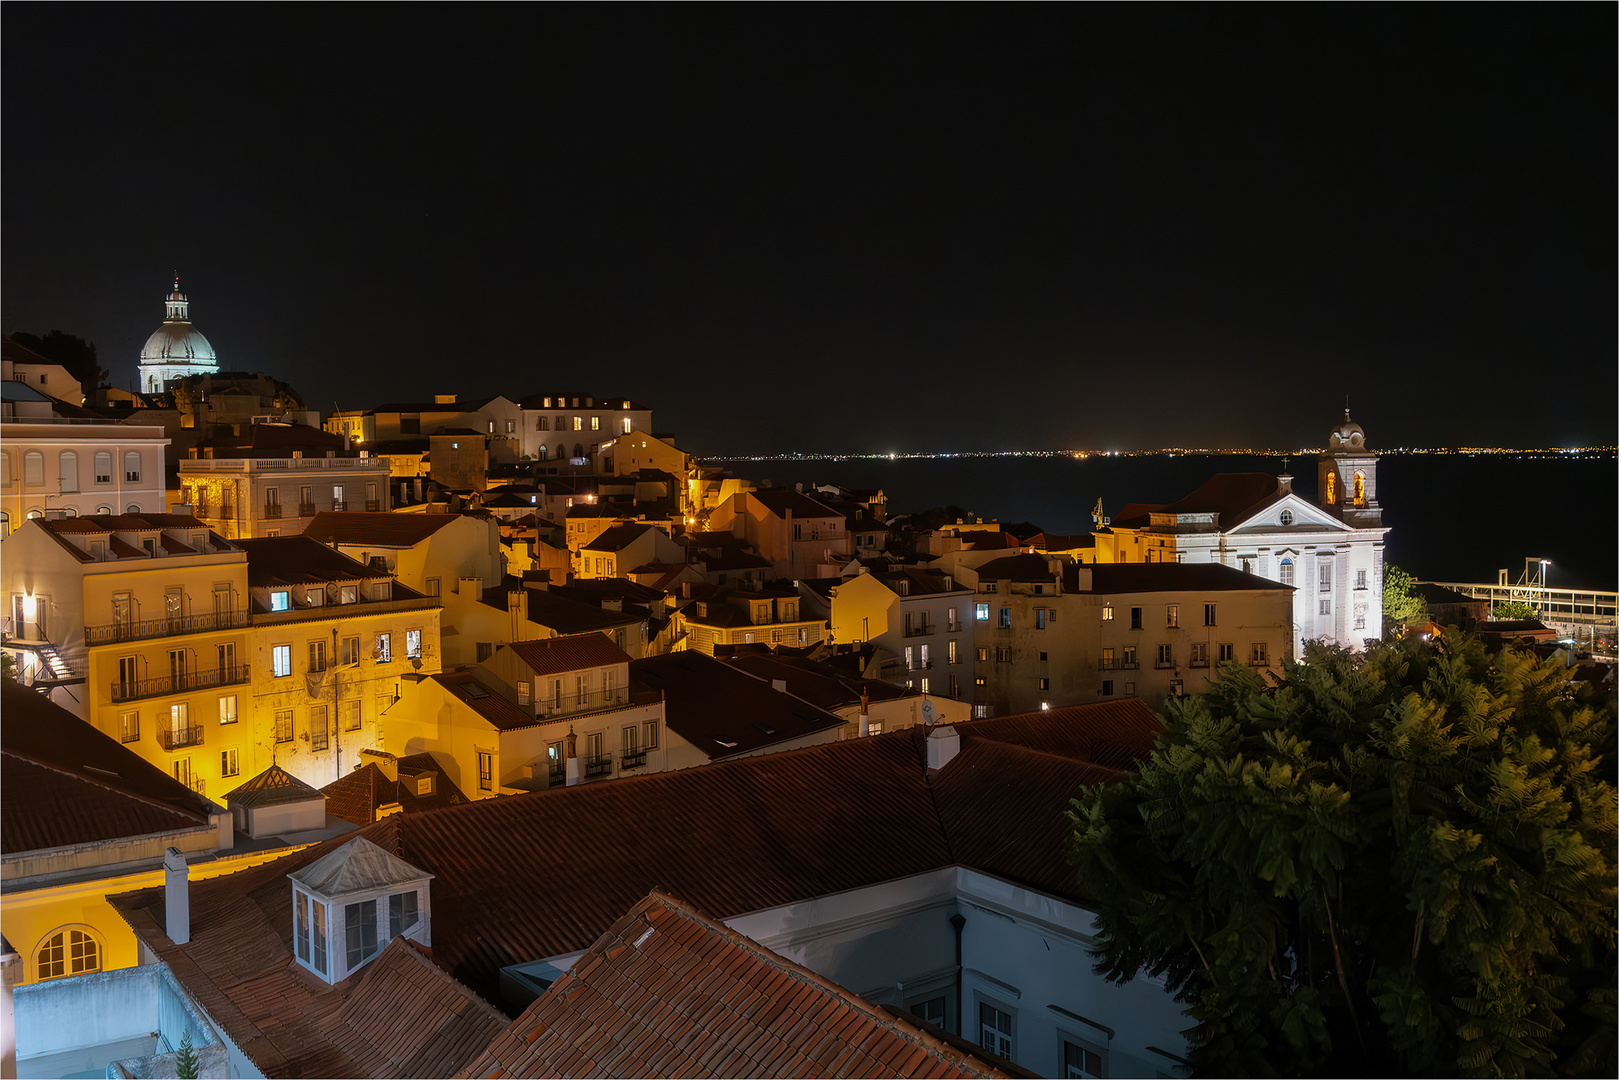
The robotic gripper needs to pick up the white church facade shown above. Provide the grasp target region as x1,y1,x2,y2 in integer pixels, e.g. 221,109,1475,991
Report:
1095,410,1391,655
137,277,219,392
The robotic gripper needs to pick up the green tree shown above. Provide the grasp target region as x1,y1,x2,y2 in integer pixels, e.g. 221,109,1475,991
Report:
1068,637,1616,1077
1381,564,1426,635
10,330,109,390
1,653,16,682
174,1028,199,1079
1493,599,1540,621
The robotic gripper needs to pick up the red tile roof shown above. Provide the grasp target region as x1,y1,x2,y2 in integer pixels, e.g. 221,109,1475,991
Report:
238,536,396,586
225,765,324,809
503,633,631,677
2,682,218,855
632,651,847,758
430,672,541,732
319,762,470,827
1111,472,1290,528
303,511,461,547
456,890,1011,1079
1080,562,1293,594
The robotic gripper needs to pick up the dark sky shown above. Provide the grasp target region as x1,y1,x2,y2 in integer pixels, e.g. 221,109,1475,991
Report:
4,6,1613,455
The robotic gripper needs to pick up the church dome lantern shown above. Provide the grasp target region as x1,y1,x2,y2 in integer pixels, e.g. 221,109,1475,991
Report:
1317,407,1380,526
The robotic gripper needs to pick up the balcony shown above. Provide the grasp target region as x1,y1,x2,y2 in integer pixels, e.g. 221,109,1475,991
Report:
537,687,631,718
157,724,205,751
365,500,380,512
111,663,251,704
584,754,613,778
1097,659,1140,671
1155,659,1176,670
621,747,648,770
1249,654,1269,666
548,761,565,786
297,502,317,517
263,503,283,519
1189,659,1210,668
902,623,936,638
87,609,251,646
332,500,347,512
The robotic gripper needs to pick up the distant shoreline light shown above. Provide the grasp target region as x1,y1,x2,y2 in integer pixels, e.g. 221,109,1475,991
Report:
702,447,1618,463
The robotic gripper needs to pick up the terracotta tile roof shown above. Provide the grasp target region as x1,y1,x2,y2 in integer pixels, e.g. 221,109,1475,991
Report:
1112,473,1292,528
722,653,907,713
110,701,1162,1069
504,634,631,677
238,536,396,586
431,671,541,732
524,588,641,634
974,553,1058,582
455,891,1012,1079
303,511,461,547
581,521,654,552
632,651,846,758
950,699,1161,773
225,765,324,809
1080,562,1293,594
321,762,470,827
749,489,842,520
2,682,217,855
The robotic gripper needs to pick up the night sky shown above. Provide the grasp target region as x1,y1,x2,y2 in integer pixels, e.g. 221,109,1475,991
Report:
3,6,1612,455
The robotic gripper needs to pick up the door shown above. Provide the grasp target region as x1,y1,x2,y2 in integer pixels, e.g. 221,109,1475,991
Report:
166,588,183,632
169,649,189,691
113,592,133,638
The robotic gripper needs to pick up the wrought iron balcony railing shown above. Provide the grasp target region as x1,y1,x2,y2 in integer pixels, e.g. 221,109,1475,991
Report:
87,609,250,646
620,748,648,770
584,754,613,778
263,504,282,519
111,663,251,704
158,724,206,751
297,502,317,517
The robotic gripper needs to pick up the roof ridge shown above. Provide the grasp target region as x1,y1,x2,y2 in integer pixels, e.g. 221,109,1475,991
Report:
2,746,216,823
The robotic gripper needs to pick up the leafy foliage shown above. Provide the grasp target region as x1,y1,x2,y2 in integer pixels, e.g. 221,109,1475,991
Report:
10,329,108,391
1493,599,1540,621
1382,564,1426,635
1069,636,1616,1077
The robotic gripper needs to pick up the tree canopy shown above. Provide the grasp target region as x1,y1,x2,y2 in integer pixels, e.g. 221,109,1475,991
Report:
1069,636,1616,1077
1382,564,1426,635
10,329,108,391
1493,599,1540,622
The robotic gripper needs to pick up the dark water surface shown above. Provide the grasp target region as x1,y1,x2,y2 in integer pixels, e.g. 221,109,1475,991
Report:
716,454,1618,591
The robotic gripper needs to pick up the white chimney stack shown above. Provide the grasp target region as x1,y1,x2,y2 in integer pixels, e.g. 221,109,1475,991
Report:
164,847,190,945
926,725,960,771
565,726,581,787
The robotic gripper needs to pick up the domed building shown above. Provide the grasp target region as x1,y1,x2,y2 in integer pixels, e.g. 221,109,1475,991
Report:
138,277,218,392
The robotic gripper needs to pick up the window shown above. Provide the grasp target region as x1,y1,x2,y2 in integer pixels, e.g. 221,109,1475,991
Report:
998,608,1011,629
622,417,632,433
389,891,419,938
343,700,361,731
426,577,440,597
271,590,291,612
1279,509,1294,526
305,587,325,607
1101,604,1114,622
274,709,294,743
572,416,583,431
1191,643,1208,665
172,757,193,789
1241,556,1255,574
273,644,292,678
536,416,549,430
23,451,43,485
1166,605,1178,628
1129,607,1142,630
1101,647,1115,669
375,634,392,663
58,451,78,492
1122,645,1137,667
309,706,329,751
995,646,1011,663
219,694,237,724
1219,643,1235,662
948,640,958,665
1035,608,1046,630
980,1002,1014,1059
1355,611,1367,630
120,710,139,742
309,639,328,673
590,416,600,431
220,748,240,778
476,641,493,662
36,929,100,980
296,891,310,962
342,635,361,665
124,451,142,483
406,629,422,660
1171,679,1184,696
1356,569,1368,590
1280,558,1294,586
1038,677,1049,691
517,680,531,705
975,603,989,621
1204,603,1217,626
346,900,379,969
1320,564,1331,592
1320,599,1332,615
478,751,493,791
1251,643,1268,664
975,647,988,662
339,585,357,604
1157,644,1173,666
0,451,9,486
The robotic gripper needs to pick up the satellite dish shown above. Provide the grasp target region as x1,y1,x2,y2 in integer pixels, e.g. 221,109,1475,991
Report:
920,700,939,726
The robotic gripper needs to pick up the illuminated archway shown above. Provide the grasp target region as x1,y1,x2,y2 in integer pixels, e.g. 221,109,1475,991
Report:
1324,471,1337,504
1353,471,1366,506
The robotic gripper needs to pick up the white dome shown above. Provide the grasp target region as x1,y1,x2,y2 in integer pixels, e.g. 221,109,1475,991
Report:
140,322,216,364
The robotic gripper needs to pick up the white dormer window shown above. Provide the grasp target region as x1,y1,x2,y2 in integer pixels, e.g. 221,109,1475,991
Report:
288,836,433,985
271,590,291,612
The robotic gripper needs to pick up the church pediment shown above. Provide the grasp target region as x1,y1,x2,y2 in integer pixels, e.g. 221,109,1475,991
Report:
1225,493,1352,535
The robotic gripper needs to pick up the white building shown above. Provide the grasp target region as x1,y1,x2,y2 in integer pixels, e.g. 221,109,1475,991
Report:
0,415,169,536
137,278,219,392
1097,410,1390,654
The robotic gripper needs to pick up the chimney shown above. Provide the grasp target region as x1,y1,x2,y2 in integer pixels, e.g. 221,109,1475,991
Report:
1278,474,1293,493
926,725,960,771
565,726,580,786
164,847,190,945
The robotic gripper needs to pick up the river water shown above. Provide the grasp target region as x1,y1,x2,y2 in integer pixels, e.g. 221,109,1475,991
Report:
709,453,1618,591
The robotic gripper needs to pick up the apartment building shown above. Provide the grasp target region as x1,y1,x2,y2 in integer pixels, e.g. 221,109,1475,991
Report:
1,411,169,534
824,567,975,699
679,587,827,656
516,393,651,464
708,488,850,579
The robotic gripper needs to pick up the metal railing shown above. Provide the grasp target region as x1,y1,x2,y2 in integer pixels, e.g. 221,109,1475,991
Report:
111,663,251,703
537,687,630,717
621,748,648,769
902,624,936,638
331,500,347,512
297,502,317,517
365,500,380,512
548,761,565,786
1097,659,1140,671
263,503,282,519
1155,659,1176,669
87,609,250,646
584,754,613,778
158,725,205,751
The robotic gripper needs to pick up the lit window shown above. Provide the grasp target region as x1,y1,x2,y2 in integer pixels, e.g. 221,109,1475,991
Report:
271,590,290,612
1166,605,1178,628
36,929,100,980
406,629,422,659
220,747,240,777
975,603,989,621
219,694,237,724
120,710,140,742
478,750,493,791
273,644,292,678
375,634,392,663
1101,604,1114,621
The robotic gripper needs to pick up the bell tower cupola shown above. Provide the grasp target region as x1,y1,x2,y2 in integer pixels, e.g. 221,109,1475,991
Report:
1318,408,1381,526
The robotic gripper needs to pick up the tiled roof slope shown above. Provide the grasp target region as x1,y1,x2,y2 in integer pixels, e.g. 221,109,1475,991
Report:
303,511,460,547
321,761,469,827
456,890,1012,1079
430,672,539,732
633,651,846,757
722,653,907,712
524,588,641,633
505,634,631,676
226,765,323,809
1081,562,1292,594
110,702,1162,1072
238,536,396,585
974,553,1058,582
950,699,1161,774
1111,472,1288,528
2,682,217,854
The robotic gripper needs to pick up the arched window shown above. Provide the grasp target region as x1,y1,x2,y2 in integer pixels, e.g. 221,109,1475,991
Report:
1353,472,1366,506
124,452,142,483
1,511,9,539
1,450,11,486
573,443,584,459
126,504,141,513
1324,471,1337,504
97,505,112,515
538,445,549,461
36,926,102,980
27,508,44,520
1279,558,1294,587
58,450,78,492
95,451,112,484
24,450,44,485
